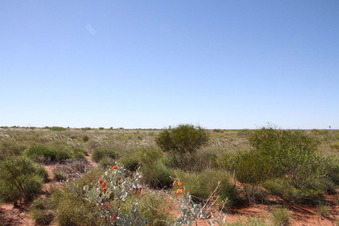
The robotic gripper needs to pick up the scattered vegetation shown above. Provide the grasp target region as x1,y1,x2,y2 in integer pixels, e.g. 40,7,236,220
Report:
0,126,337,225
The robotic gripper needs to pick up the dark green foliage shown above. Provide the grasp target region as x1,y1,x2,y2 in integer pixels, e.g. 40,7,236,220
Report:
120,155,140,172
91,146,118,163
46,126,67,131
156,124,209,154
0,156,48,202
141,161,174,189
82,135,90,142
50,143,73,162
25,145,56,162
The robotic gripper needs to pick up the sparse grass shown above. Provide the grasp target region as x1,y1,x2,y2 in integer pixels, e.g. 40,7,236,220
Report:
271,207,291,226
316,204,330,217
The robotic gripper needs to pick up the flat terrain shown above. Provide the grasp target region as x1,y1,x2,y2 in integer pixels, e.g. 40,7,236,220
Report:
0,127,338,225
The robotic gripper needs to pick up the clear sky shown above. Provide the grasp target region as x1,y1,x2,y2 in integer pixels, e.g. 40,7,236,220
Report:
1,0,338,129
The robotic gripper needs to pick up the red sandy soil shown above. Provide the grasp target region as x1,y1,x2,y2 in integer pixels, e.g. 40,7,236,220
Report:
1,157,337,226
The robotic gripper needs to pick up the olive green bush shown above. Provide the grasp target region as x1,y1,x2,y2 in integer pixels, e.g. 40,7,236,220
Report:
91,146,119,163
156,124,209,155
0,156,48,202
176,169,238,207
223,128,335,203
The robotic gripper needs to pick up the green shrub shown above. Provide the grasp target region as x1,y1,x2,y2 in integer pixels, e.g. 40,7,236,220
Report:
50,143,72,162
99,156,116,169
156,124,209,155
72,147,88,159
0,156,48,202
271,208,290,226
263,177,329,204
141,161,174,189
38,169,104,226
53,168,69,181
30,209,55,225
0,141,27,161
25,145,56,162
122,192,174,226
120,155,140,172
224,128,334,203
91,146,118,163
316,204,330,217
30,197,56,225
176,169,238,207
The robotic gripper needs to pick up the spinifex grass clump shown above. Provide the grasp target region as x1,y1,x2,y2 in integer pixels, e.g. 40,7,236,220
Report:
91,146,119,163
0,156,48,203
25,144,56,162
176,169,238,207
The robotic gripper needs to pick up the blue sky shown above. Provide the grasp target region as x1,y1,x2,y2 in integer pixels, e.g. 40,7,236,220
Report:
1,0,338,129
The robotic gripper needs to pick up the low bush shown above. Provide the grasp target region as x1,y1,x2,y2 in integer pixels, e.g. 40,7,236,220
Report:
176,169,238,207
34,169,104,226
119,155,140,172
0,156,48,202
50,143,72,162
156,124,209,155
141,161,174,189
72,147,88,159
53,168,69,181
271,207,291,226
99,156,116,169
91,146,118,163
223,128,335,203
25,145,56,162
0,140,27,161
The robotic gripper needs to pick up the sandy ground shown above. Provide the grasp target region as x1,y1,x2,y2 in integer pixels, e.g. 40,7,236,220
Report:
0,156,337,226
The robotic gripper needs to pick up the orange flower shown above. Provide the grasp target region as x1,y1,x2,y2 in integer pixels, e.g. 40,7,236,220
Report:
99,178,104,184
176,189,184,194
102,183,107,188
177,181,183,186
112,165,119,170
117,181,122,184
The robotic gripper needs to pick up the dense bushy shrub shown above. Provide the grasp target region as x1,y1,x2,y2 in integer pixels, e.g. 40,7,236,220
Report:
91,146,118,163
0,156,48,202
156,124,209,155
0,141,27,161
25,145,56,162
141,161,174,189
223,127,334,203
120,155,140,172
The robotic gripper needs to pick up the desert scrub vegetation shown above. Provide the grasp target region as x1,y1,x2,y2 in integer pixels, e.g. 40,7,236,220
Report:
156,124,209,170
175,169,238,207
0,156,48,203
221,127,337,203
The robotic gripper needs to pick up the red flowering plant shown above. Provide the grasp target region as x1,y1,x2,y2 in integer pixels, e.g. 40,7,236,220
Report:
83,164,147,225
